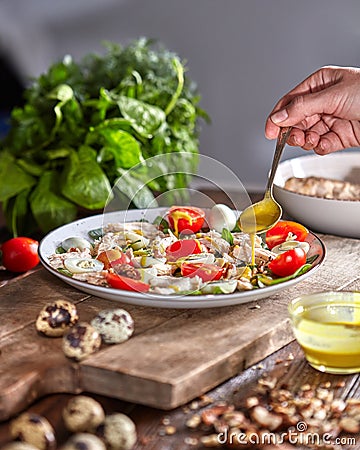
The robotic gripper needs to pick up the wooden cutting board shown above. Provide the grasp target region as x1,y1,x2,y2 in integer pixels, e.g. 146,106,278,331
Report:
1,234,359,421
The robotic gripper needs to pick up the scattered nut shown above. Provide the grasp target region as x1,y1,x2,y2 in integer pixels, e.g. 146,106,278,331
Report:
164,425,176,435
339,416,360,433
185,414,201,429
200,434,222,447
250,405,282,431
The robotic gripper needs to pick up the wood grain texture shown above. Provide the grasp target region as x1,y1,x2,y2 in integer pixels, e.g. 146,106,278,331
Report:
0,234,359,419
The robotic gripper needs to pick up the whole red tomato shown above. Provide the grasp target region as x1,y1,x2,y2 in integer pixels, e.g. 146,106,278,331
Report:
1,237,40,273
265,221,308,250
268,248,306,277
167,206,205,235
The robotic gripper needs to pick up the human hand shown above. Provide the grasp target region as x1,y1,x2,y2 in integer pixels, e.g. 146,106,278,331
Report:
265,66,360,154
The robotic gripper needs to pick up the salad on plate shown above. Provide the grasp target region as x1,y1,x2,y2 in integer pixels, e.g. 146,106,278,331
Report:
46,205,320,297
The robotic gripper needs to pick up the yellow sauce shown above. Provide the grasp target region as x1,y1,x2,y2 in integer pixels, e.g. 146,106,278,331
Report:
239,197,280,235
170,210,194,236
250,233,256,267
239,198,279,272
293,305,360,374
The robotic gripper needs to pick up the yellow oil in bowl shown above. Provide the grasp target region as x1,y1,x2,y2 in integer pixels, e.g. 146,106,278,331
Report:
288,291,360,374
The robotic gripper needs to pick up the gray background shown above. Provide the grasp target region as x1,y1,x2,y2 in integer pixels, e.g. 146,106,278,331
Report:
1,0,359,191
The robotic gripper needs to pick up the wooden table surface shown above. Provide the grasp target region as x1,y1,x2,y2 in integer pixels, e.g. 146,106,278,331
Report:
0,192,360,450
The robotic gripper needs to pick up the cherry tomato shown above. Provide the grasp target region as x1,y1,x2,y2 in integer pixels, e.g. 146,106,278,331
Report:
96,249,131,269
265,221,308,250
167,206,205,235
165,239,203,262
1,237,40,273
106,272,150,292
268,248,306,277
181,262,225,282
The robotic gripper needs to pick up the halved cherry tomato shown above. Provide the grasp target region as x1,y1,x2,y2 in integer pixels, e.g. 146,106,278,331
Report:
268,248,306,277
167,206,205,235
106,272,150,292
181,262,225,282
166,239,202,262
265,220,308,250
1,237,40,273
97,249,131,269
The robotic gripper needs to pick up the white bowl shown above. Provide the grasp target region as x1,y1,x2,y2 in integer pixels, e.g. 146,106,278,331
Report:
273,151,360,238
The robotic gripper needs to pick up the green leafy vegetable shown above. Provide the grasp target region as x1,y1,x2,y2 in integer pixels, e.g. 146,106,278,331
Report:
254,263,313,286
0,38,208,234
221,227,234,245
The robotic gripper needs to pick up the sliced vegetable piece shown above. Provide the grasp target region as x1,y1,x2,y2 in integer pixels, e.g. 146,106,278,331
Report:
176,253,215,265
125,231,150,250
165,239,202,261
96,248,131,269
64,258,104,274
201,280,237,294
181,262,225,282
167,206,205,235
106,272,150,292
256,263,312,286
268,248,307,277
271,240,310,255
265,221,308,250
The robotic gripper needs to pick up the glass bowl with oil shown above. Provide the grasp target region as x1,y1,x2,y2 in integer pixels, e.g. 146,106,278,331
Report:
288,291,360,374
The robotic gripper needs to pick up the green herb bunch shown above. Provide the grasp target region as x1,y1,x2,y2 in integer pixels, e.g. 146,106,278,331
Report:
0,38,208,235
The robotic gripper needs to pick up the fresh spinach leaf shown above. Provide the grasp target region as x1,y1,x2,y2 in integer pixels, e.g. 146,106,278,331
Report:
30,171,78,233
61,146,113,210
0,152,36,201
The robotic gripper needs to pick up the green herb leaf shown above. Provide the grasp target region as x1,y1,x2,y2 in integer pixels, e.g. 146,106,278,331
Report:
0,152,36,201
61,146,113,210
30,171,78,233
221,228,234,245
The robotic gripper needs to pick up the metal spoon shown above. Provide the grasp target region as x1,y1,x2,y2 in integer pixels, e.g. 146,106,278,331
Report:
238,126,292,234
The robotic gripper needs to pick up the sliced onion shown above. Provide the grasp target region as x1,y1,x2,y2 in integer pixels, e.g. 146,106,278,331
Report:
201,280,237,294
64,258,104,274
181,253,216,264
272,240,310,255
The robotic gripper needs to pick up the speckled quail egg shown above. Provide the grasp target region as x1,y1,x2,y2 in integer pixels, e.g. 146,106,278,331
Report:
208,204,237,232
91,309,134,344
61,237,92,252
36,300,78,337
97,413,137,450
2,443,39,450
62,322,102,361
62,433,106,450
62,395,105,433
9,412,56,450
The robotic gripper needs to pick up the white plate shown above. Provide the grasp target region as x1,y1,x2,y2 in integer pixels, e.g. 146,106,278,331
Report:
39,208,326,309
274,151,360,238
